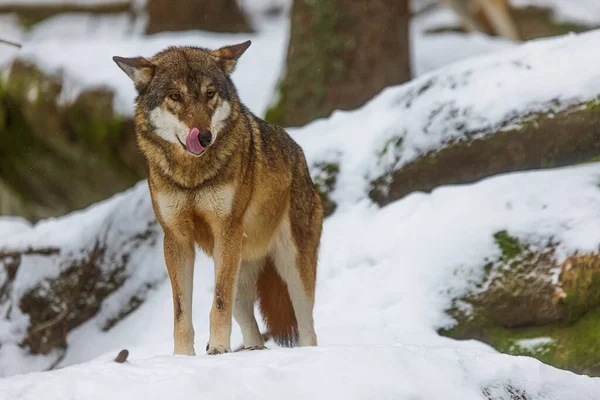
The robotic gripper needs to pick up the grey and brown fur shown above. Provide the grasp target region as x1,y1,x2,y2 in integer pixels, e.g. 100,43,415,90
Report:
112,41,323,355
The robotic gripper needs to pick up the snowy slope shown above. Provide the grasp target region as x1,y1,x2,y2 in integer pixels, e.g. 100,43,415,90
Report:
3,150,600,398
55,162,600,359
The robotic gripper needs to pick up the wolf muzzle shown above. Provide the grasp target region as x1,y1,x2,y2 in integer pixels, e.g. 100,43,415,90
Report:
186,128,212,155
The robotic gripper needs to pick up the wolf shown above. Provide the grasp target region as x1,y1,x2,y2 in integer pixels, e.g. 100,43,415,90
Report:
112,40,323,355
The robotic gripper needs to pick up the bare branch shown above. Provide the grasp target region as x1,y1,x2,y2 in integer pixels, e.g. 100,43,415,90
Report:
28,308,68,336
0,38,22,48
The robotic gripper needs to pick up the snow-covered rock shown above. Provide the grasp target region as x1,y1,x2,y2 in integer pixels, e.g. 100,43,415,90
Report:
0,182,165,375
292,29,600,211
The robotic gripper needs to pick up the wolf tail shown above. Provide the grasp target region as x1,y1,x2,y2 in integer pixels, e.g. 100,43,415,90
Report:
256,258,298,347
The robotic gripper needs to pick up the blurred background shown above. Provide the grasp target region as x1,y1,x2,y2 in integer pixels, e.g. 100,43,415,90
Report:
0,0,599,222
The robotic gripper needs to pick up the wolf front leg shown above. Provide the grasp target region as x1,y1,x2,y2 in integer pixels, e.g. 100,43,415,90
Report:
207,224,243,355
164,233,196,355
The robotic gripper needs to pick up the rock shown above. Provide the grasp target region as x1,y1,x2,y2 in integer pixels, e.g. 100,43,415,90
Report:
312,161,339,217
440,230,600,376
369,101,600,207
0,59,145,221
0,182,166,365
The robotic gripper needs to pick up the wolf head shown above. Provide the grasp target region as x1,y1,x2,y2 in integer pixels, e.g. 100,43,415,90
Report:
112,40,251,157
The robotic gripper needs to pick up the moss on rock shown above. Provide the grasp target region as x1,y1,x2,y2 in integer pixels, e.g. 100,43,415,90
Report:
493,230,524,261
0,59,144,221
443,306,600,377
441,230,600,376
312,161,340,217
370,100,600,207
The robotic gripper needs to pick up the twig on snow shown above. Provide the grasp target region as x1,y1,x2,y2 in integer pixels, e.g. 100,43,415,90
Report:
0,38,22,48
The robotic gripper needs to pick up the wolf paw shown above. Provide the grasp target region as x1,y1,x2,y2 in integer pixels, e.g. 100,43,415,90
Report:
206,345,231,355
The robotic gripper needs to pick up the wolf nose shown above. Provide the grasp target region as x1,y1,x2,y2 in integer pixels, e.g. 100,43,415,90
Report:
198,130,212,148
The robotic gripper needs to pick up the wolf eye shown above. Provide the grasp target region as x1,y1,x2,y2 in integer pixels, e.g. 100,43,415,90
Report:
169,93,182,101
206,89,216,99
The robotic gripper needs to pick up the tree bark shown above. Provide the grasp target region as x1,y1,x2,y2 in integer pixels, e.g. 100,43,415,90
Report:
267,0,411,127
145,0,252,35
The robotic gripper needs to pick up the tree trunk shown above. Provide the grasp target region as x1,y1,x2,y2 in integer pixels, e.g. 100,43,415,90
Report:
145,0,252,35
267,0,411,127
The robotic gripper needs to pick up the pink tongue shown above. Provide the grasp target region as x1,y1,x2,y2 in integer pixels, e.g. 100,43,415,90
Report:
186,127,204,155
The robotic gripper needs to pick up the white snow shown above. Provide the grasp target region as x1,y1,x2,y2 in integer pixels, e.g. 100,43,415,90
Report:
1,344,599,400
0,217,31,237
515,337,555,351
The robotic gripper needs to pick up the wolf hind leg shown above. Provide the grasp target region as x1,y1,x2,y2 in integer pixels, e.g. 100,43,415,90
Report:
271,221,318,347
233,259,265,349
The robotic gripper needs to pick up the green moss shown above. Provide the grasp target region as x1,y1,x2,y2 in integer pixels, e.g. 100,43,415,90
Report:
546,19,593,38
444,308,600,376
65,97,129,172
264,79,286,126
573,154,600,166
313,161,340,217
493,230,524,261
377,136,403,158
442,247,600,376
586,95,600,113
0,60,142,221
560,255,600,322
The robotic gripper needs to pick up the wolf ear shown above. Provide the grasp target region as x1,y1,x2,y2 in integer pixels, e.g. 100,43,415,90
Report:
212,40,251,75
112,56,155,93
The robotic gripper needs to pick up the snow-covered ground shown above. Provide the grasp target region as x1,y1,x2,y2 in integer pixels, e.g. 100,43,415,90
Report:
1,343,600,400
2,1,600,398
3,136,600,398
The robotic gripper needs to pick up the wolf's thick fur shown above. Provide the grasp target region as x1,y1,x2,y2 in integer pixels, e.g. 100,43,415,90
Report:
113,41,323,355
